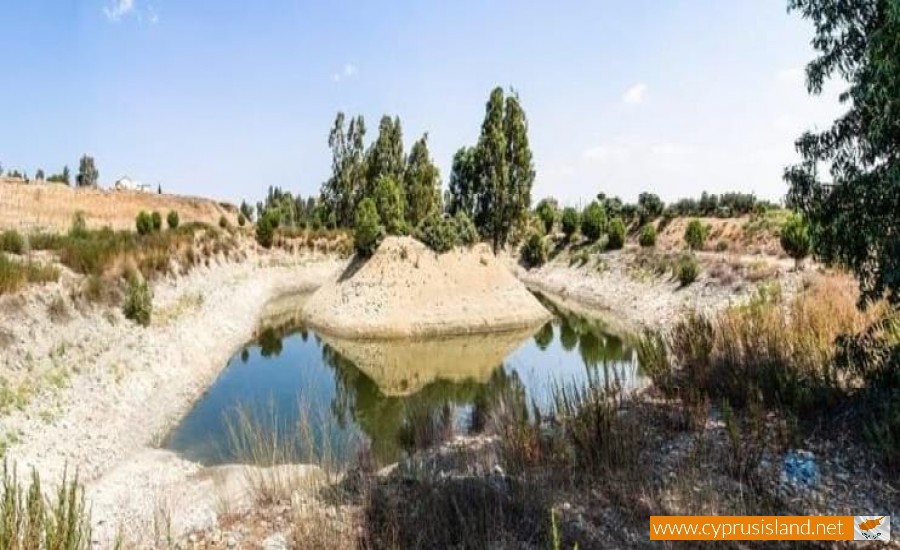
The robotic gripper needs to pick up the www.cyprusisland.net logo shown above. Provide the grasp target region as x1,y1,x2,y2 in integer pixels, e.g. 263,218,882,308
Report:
854,516,890,541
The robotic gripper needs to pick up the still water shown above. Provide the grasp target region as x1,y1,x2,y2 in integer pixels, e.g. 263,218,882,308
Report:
164,295,644,466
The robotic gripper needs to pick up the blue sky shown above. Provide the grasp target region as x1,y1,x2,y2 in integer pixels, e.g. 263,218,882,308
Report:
0,0,843,205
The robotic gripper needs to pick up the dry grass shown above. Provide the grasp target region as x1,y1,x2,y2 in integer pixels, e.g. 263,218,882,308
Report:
0,254,59,295
0,181,238,233
647,273,885,415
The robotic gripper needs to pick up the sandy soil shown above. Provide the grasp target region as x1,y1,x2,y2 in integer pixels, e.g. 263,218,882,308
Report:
0,180,239,232
302,236,552,339
0,251,346,544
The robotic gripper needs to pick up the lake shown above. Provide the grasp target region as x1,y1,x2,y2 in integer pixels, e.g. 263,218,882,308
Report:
164,294,644,467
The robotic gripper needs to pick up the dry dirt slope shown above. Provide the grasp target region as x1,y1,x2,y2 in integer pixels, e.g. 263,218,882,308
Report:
0,179,239,232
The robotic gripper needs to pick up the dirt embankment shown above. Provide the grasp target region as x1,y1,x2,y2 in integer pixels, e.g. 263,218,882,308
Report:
514,246,806,332
302,236,552,338
0,250,347,544
0,180,239,232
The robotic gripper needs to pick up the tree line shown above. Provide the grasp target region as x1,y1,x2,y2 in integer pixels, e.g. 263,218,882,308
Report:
0,155,98,187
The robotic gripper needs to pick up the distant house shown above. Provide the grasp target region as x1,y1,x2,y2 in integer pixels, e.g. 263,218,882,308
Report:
114,177,152,192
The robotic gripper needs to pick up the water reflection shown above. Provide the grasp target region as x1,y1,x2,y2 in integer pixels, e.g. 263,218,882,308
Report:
165,294,643,466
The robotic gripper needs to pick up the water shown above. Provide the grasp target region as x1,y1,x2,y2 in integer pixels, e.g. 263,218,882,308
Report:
164,294,644,466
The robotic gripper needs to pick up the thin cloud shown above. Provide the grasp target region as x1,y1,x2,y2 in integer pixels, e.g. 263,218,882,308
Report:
104,0,158,24
103,0,135,22
332,64,358,82
622,83,647,105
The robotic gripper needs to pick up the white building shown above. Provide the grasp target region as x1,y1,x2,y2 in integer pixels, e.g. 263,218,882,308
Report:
113,177,152,192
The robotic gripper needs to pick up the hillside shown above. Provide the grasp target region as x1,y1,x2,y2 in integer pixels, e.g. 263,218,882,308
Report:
0,179,239,232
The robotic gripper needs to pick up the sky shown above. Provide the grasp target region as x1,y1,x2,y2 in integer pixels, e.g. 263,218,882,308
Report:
0,0,845,206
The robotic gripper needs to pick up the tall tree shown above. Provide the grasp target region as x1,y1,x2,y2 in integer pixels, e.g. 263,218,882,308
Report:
76,155,98,187
474,87,509,252
403,134,441,228
448,146,479,218
470,87,535,253
785,0,900,305
62,165,70,185
366,116,405,194
321,112,367,227
504,92,535,242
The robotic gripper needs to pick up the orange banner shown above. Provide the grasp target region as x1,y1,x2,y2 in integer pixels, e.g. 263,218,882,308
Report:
650,516,855,541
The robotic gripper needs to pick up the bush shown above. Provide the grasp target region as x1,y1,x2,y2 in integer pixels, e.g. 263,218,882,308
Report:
580,202,607,242
560,207,580,239
256,211,277,249
219,215,228,229
684,219,706,251
453,211,479,246
123,278,153,327
0,230,25,254
237,213,246,227
354,198,384,257
676,254,700,286
151,211,162,232
535,199,558,234
0,462,93,549
638,223,657,247
166,210,179,230
135,211,153,235
521,233,548,268
606,217,626,250
780,213,811,268
416,213,457,254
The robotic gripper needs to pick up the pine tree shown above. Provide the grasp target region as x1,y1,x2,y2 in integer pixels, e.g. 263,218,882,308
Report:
403,134,441,228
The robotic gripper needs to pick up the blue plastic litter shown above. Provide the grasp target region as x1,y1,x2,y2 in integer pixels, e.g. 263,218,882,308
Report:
781,449,819,489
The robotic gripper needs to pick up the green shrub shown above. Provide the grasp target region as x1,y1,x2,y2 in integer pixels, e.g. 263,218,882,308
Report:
638,223,657,247
780,213,811,268
561,207,580,239
521,233,548,268
354,198,385,257
715,240,729,252
372,176,406,235
453,211,479,246
218,215,228,229
0,461,93,549
580,202,607,242
151,211,162,232
256,212,277,249
135,211,153,235
676,254,700,286
684,219,706,251
237,213,246,227
166,210,179,230
123,278,152,327
416,213,457,254
0,231,25,255
535,199,558,234
606,217,626,250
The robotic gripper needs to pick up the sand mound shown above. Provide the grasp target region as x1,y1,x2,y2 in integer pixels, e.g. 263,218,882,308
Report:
302,236,551,338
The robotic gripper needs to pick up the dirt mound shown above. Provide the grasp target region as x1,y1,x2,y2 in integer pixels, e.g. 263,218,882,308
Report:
0,181,238,233
302,236,551,338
